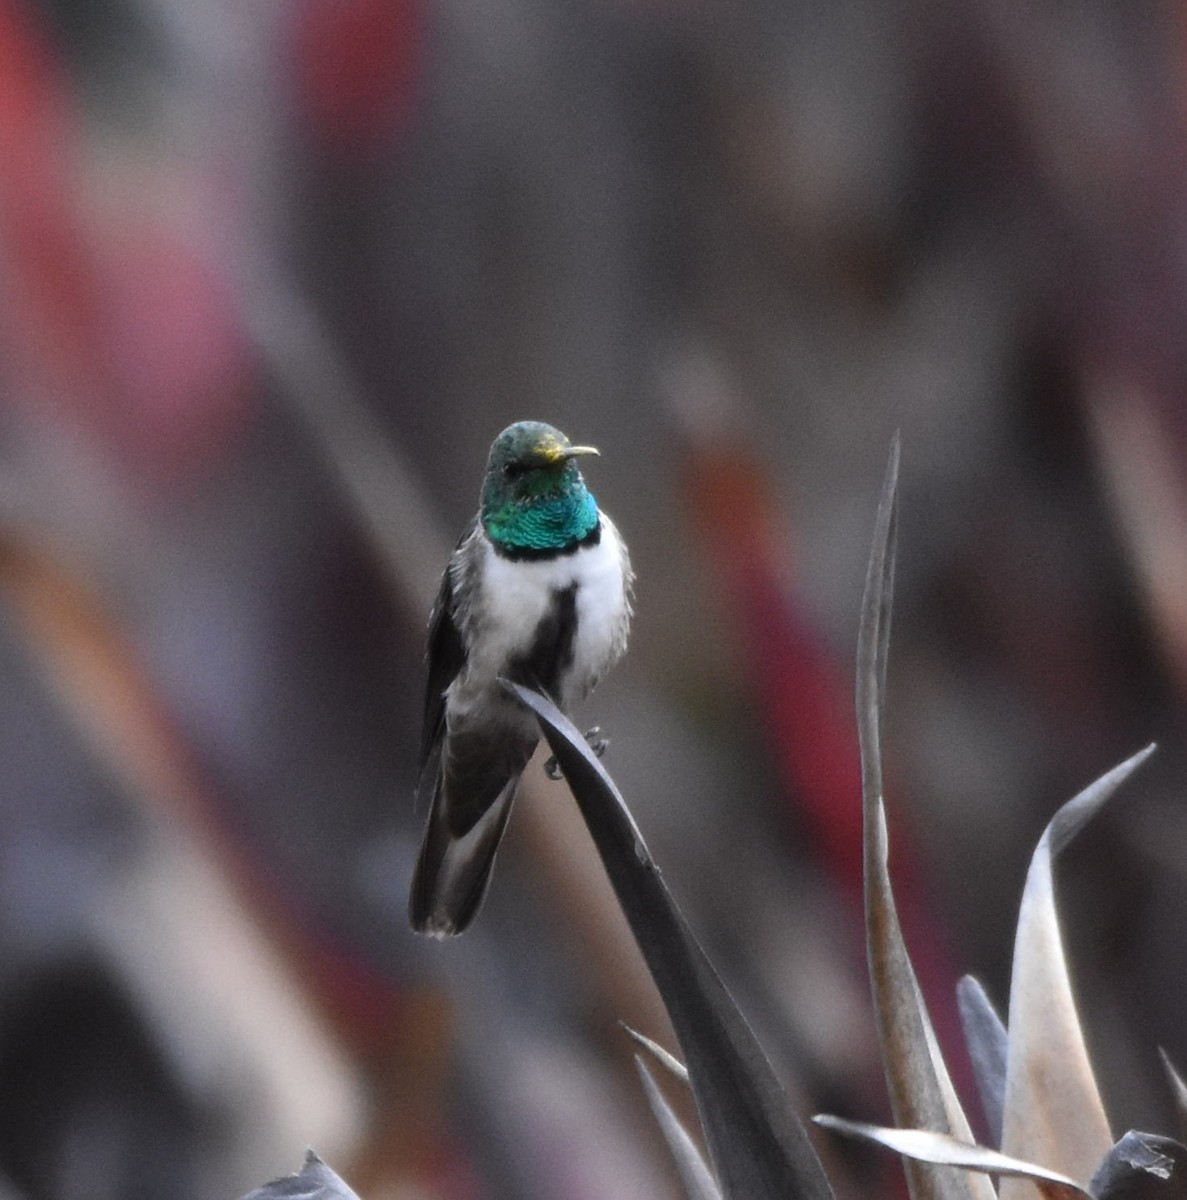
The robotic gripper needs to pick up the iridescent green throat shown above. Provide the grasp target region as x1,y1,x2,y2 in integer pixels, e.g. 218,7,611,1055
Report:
483,484,600,557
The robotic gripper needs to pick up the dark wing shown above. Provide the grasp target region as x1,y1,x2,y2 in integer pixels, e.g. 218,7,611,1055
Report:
417,525,472,779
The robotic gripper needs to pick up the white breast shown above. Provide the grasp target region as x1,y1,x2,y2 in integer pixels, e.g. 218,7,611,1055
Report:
570,515,631,697
464,515,631,708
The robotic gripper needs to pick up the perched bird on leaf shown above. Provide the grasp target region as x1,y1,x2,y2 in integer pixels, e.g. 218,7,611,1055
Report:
410,421,633,936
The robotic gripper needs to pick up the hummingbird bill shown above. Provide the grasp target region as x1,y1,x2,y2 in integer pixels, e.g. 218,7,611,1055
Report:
409,421,633,937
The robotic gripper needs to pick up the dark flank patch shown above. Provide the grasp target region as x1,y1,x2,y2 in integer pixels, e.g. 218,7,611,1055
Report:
508,582,579,698
492,519,601,562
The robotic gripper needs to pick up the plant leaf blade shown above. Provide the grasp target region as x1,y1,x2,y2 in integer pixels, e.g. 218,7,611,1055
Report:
956,975,1008,1149
635,1057,724,1200
814,1116,1092,1200
1159,1051,1187,1144
1090,1131,1187,1200
506,681,835,1200
856,441,994,1200
999,747,1154,1199
623,1022,692,1087
239,1150,361,1200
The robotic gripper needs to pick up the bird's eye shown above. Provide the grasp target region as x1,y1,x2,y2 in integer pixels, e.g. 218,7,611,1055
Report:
503,462,527,480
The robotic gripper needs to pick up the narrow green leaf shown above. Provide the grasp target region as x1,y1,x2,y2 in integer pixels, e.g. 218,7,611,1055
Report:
505,682,835,1200
635,1057,723,1200
999,747,1154,1200
814,1116,1092,1200
856,440,994,1200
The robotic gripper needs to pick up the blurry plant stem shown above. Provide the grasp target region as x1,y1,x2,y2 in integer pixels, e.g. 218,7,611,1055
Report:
1086,383,1187,702
239,273,449,621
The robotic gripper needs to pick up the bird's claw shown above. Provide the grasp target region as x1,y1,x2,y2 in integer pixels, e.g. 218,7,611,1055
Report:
583,726,609,758
543,727,610,781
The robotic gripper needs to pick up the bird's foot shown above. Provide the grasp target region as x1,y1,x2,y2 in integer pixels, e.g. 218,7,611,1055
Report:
583,726,609,758
543,727,609,780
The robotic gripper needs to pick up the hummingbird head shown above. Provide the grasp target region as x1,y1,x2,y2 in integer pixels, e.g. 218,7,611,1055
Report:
481,421,601,554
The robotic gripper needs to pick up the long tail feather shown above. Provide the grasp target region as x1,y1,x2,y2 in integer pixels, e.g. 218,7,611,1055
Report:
408,773,521,937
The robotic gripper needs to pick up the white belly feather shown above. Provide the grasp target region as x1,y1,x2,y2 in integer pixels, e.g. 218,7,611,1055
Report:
458,515,630,712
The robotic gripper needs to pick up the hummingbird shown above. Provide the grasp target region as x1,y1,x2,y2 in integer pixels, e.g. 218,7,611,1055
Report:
409,420,633,937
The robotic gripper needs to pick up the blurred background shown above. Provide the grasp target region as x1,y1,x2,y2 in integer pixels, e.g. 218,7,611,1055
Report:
1,0,1187,1196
